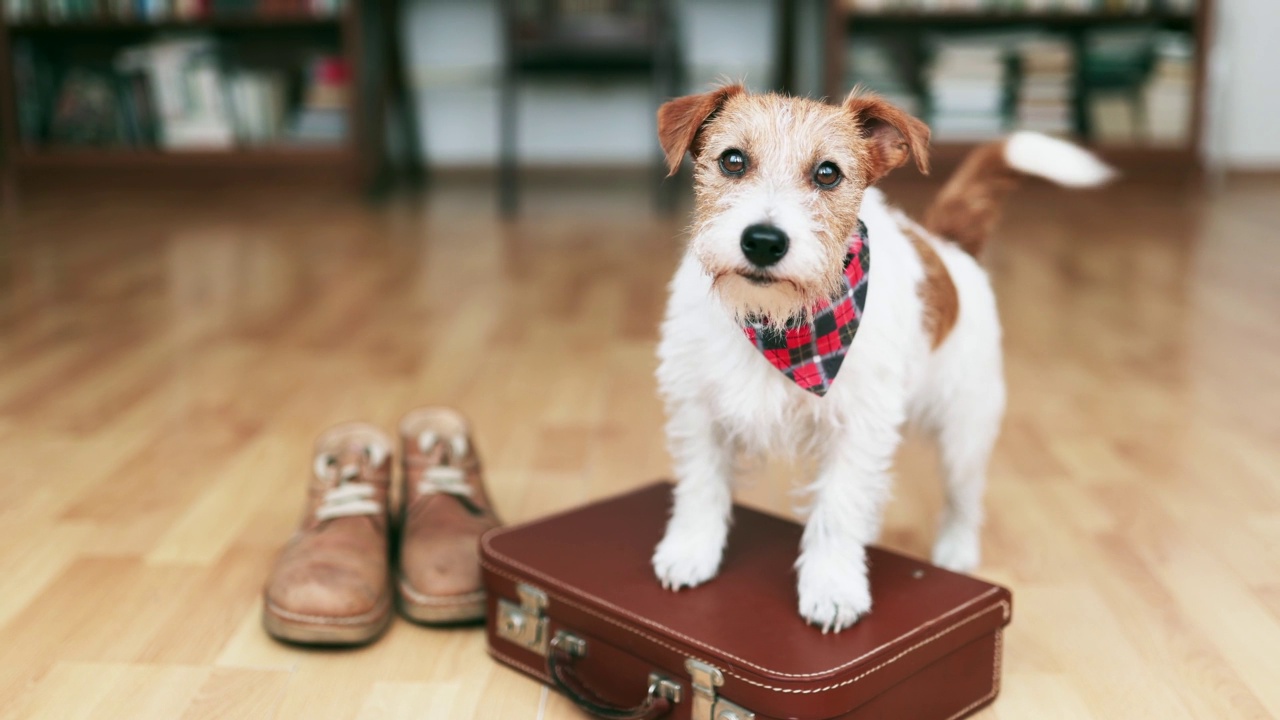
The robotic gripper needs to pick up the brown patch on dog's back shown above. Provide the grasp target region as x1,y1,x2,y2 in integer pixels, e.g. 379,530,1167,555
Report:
903,225,959,349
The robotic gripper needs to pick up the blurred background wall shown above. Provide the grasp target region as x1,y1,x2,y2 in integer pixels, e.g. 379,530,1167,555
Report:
1203,0,1280,169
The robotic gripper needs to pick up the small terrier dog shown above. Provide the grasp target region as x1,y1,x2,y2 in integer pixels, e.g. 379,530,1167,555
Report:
651,84,1112,632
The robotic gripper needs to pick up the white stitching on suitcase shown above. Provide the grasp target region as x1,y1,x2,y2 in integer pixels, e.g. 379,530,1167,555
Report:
726,603,1008,694
481,545,1005,680
483,559,1008,693
941,627,1002,720
494,625,1003,712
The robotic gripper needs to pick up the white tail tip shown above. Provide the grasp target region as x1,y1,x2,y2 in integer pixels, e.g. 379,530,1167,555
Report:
1004,131,1117,188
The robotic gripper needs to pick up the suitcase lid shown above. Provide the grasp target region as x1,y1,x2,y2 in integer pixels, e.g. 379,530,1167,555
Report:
482,482,1012,718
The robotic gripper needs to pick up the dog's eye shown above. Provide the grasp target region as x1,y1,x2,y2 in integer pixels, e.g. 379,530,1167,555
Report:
719,149,747,176
814,161,842,188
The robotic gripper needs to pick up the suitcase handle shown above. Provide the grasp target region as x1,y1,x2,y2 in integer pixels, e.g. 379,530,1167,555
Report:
548,631,676,720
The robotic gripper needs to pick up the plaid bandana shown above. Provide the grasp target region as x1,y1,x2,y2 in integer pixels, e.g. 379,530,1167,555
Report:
740,221,869,397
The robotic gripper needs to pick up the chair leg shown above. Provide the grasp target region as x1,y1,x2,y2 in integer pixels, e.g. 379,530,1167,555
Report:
499,66,518,217
653,28,680,214
358,0,391,198
384,0,426,186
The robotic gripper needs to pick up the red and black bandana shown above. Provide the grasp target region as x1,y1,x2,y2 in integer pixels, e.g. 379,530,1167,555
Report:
740,220,869,397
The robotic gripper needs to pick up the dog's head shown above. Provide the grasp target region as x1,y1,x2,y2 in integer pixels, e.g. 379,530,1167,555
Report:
658,85,929,323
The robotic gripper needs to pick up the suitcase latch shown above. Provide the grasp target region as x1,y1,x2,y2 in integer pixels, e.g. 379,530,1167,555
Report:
685,659,754,720
496,584,550,655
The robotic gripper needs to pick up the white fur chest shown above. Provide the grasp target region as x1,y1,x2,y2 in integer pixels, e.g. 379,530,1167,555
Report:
656,253,864,457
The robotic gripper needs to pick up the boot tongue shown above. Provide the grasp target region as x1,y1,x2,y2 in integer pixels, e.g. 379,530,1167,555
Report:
415,431,469,464
314,441,376,483
335,444,369,477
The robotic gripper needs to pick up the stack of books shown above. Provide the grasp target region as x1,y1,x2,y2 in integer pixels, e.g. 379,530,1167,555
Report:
14,35,347,151
117,37,236,148
1,0,344,22
1083,28,1193,146
926,36,1009,141
288,57,350,145
847,36,921,116
1082,29,1148,143
225,70,289,146
1012,36,1074,135
1142,31,1193,146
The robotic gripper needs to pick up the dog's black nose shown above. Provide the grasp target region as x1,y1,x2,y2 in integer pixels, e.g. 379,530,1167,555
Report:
740,224,789,267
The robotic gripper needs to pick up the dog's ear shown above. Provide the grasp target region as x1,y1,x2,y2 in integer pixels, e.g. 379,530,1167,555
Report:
844,89,931,182
657,84,745,177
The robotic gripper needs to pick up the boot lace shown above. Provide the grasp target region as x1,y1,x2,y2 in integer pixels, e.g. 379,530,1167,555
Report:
415,431,474,499
314,445,385,521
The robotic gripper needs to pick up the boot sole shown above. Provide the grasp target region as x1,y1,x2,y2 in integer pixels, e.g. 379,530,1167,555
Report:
397,579,487,625
262,596,393,646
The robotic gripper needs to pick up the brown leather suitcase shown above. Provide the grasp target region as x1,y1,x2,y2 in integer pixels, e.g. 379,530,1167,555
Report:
481,482,1012,720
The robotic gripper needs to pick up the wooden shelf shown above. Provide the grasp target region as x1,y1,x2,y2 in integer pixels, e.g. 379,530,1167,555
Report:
878,142,1198,182
4,14,342,33
928,140,1194,164
845,10,1196,28
14,146,352,169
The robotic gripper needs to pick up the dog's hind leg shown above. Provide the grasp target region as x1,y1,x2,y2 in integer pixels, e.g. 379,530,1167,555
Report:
929,363,1005,572
652,401,735,590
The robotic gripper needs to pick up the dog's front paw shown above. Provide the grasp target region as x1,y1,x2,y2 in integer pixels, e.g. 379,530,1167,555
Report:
652,529,724,591
796,549,872,633
932,521,980,572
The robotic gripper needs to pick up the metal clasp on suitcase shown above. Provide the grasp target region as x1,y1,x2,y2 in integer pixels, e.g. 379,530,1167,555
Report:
686,659,755,720
496,584,551,655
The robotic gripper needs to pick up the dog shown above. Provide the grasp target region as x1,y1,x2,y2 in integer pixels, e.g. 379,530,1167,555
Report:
650,84,1113,632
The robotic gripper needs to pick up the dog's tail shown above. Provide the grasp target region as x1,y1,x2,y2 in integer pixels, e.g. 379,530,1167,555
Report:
923,131,1115,258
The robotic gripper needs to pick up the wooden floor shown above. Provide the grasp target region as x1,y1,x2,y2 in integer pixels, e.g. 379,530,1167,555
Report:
0,171,1277,720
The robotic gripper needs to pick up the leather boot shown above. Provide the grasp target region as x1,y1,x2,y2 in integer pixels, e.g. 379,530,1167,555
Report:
397,407,501,624
263,423,394,645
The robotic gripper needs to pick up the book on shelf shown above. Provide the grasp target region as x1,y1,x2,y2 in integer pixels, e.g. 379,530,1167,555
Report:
1089,94,1137,143
48,68,126,146
13,34,349,152
1,0,345,22
847,36,921,116
120,37,236,148
1012,35,1074,135
1082,28,1193,146
287,56,349,145
1141,31,1193,146
226,70,287,145
926,34,1012,140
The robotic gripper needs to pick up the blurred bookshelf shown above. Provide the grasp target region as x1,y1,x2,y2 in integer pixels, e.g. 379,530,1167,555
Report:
824,0,1210,171
0,0,398,195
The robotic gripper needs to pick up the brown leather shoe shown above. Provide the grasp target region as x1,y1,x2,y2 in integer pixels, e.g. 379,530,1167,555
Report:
397,408,501,624
262,423,394,645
